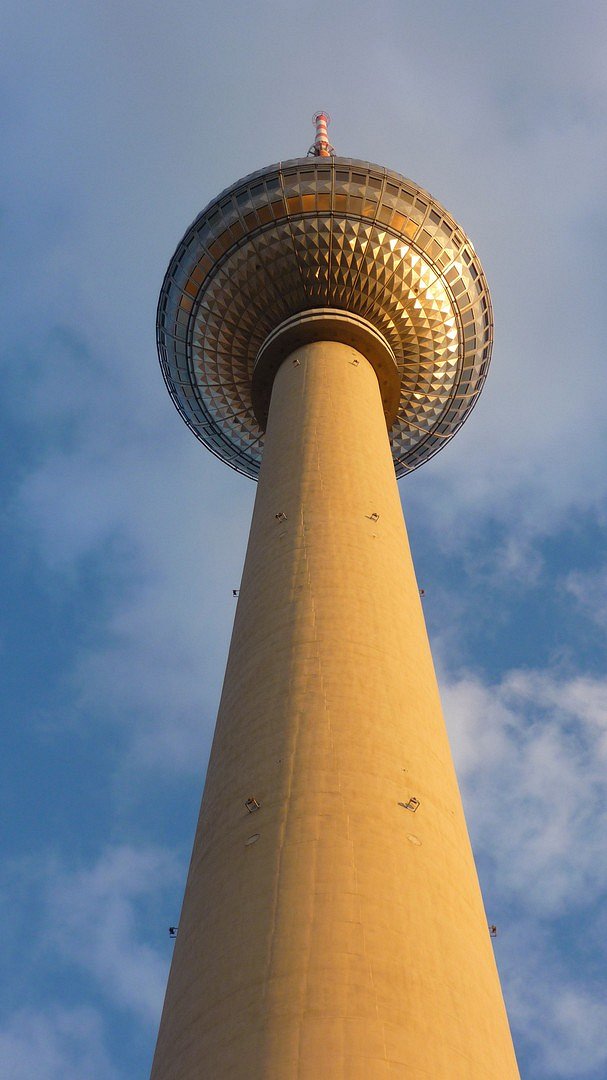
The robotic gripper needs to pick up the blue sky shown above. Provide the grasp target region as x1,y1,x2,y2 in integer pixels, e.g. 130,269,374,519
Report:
1,1,607,1076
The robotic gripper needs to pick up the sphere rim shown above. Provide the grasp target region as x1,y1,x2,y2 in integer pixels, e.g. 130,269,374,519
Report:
157,156,493,480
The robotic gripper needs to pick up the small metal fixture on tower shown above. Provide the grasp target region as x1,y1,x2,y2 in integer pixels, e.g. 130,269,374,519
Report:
150,115,518,1080
400,796,421,812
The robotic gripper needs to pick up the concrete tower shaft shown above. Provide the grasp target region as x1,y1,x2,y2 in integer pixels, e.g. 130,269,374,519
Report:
150,339,519,1078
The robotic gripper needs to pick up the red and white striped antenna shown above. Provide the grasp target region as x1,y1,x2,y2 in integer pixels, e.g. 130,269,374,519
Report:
308,111,335,157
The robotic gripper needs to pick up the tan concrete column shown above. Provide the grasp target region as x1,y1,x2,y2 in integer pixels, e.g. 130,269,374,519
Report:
150,340,519,1079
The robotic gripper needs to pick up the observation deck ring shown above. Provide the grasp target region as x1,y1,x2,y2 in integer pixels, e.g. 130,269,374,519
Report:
157,156,493,480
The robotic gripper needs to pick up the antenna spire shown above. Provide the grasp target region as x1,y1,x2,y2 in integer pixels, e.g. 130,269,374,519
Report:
308,111,334,157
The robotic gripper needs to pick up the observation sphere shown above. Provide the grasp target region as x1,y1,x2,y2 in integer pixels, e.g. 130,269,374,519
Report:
157,156,493,479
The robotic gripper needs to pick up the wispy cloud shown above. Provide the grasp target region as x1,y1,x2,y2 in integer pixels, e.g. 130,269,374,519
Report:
565,566,607,632
0,840,178,1067
0,1005,118,1080
446,668,607,912
2,3,606,1078
42,845,178,1024
443,665,607,1076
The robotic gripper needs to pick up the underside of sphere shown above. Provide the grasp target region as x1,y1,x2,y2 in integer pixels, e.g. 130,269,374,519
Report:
157,157,493,478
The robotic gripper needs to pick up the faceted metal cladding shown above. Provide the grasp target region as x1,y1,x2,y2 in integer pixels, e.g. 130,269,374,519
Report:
157,157,493,479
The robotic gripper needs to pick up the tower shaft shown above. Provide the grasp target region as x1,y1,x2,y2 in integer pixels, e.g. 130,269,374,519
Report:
151,341,519,1079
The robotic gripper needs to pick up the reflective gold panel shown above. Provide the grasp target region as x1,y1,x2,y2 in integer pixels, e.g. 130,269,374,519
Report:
157,158,493,479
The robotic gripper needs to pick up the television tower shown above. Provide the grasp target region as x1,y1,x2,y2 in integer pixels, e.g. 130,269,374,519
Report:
151,115,519,1078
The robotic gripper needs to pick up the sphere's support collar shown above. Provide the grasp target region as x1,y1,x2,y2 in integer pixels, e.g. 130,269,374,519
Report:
252,309,400,431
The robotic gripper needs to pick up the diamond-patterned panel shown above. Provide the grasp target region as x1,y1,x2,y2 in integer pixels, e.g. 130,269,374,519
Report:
157,157,493,479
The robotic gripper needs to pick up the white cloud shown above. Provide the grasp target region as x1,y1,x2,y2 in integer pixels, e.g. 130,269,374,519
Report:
443,665,607,1076
8,322,252,773
0,844,180,1074
2,5,607,1078
504,951,607,1080
444,668,607,913
543,987,607,1077
0,1006,118,1080
565,566,607,632
43,845,179,1025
